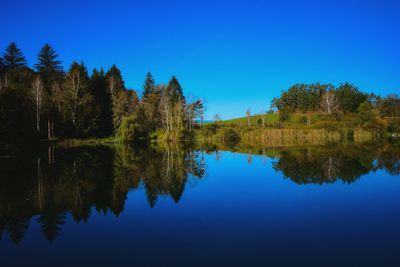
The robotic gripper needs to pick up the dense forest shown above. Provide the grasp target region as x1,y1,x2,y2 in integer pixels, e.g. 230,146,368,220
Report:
0,42,204,147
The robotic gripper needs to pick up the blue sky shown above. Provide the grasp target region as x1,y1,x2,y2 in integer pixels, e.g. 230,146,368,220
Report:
1,0,399,119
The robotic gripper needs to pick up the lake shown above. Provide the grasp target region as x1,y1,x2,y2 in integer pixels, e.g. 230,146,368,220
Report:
1,142,400,266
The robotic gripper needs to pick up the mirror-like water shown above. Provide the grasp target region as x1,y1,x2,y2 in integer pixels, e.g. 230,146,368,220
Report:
1,143,400,266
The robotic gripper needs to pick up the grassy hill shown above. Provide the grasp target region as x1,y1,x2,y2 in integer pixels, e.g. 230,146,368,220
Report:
210,112,391,131
220,113,279,125
217,113,314,128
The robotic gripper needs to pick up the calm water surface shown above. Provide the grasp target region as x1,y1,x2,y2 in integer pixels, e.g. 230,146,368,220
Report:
1,143,400,266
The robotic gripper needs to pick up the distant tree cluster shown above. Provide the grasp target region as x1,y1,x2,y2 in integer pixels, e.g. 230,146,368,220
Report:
271,83,400,121
0,42,203,145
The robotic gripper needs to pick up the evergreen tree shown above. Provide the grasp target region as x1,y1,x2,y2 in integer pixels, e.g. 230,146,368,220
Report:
142,72,156,101
34,43,63,86
336,82,368,113
166,76,184,104
2,42,27,69
34,44,64,139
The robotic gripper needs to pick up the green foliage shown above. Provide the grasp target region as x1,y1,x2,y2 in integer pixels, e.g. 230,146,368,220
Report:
347,129,355,142
299,116,308,125
116,115,142,143
142,72,156,101
387,118,400,134
166,76,184,104
272,83,333,113
220,113,279,126
112,90,138,132
378,94,400,117
311,121,339,132
222,128,241,146
279,108,291,122
358,101,374,121
273,82,369,115
335,83,368,113
141,75,161,132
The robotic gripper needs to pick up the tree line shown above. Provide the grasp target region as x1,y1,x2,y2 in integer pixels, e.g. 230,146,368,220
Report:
0,42,204,146
271,83,400,120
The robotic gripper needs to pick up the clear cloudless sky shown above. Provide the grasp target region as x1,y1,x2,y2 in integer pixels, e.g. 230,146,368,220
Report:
1,0,399,119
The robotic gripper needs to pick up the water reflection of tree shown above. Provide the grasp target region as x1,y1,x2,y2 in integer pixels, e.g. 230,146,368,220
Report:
114,145,205,207
272,144,399,184
0,144,205,244
1,143,399,244
377,143,400,176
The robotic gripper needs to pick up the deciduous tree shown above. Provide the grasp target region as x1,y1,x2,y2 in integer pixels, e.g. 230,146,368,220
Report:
320,91,339,114
30,76,44,132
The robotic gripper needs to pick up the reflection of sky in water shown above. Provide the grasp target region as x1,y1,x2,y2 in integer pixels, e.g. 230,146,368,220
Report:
2,149,400,267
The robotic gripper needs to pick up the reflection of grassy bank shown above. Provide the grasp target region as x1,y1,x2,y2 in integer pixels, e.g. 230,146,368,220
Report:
55,137,120,147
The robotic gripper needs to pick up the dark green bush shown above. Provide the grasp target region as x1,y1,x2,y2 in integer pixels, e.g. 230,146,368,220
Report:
346,129,354,142
222,128,241,146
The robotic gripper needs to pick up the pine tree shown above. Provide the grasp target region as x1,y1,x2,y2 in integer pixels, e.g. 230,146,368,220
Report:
34,44,64,139
34,43,63,86
142,72,155,101
167,76,184,104
2,42,27,69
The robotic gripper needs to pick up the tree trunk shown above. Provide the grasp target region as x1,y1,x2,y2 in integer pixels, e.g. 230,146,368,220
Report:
36,104,40,132
48,120,51,140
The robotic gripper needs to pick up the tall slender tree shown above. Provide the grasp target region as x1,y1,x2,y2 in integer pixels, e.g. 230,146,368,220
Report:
106,65,130,131
54,62,91,135
142,72,156,101
30,76,44,132
141,73,161,131
34,44,64,139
